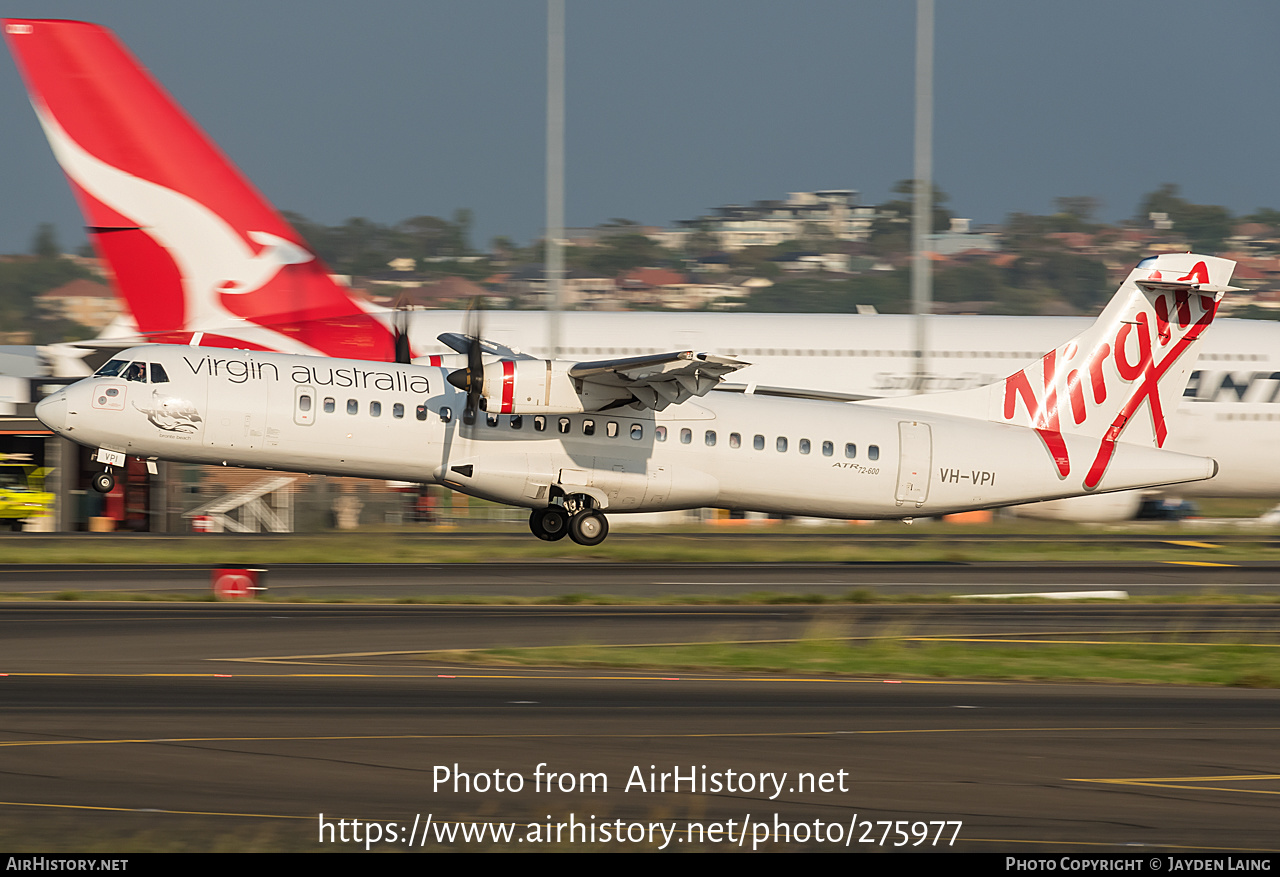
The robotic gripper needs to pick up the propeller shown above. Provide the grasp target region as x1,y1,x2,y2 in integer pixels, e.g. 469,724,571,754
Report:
443,300,485,425
391,293,412,364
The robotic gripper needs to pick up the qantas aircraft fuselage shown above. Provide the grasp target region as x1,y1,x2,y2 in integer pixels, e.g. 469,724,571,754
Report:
383,309,1280,499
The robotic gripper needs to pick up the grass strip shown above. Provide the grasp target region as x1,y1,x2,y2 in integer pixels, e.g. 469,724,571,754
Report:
415,635,1280,687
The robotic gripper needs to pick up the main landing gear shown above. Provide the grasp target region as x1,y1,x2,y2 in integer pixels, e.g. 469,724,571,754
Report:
529,506,568,541
528,498,610,546
568,510,608,546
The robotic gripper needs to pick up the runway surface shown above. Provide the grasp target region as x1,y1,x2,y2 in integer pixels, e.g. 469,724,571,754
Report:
0,602,1277,852
3,560,1279,598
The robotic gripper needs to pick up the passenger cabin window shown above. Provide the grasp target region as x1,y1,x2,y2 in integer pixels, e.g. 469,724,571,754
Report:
799,438,811,455
487,413,499,427
558,418,571,434
149,363,170,383
438,406,451,423
347,399,358,415
705,430,716,447
370,401,382,417
845,443,857,458
868,445,880,461
534,415,546,432
606,422,618,438
510,415,523,430
630,423,643,440
753,435,765,450
680,428,692,444
655,426,667,442
776,437,788,453
299,394,313,412
822,441,833,457
583,419,595,436
416,404,429,421
729,433,741,449
324,398,336,414
393,403,404,419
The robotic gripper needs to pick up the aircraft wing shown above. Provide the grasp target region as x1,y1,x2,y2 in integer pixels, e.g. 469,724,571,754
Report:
437,332,535,361
568,351,748,411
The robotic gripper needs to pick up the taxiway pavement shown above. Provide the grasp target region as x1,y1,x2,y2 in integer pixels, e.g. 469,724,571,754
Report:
0,601,1276,852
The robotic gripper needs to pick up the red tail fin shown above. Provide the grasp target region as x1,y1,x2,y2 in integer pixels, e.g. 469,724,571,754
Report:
4,19,395,359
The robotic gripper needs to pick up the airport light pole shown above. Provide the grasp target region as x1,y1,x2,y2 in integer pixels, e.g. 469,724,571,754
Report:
911,0,933,393
546,0,565,357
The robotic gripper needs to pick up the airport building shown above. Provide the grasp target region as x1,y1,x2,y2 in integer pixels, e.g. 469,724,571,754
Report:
676,190,878,251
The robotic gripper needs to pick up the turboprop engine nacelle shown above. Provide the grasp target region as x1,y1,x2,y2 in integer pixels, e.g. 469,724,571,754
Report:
479,359,628,415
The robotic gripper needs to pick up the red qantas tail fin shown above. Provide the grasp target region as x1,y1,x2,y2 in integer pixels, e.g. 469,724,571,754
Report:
4,19,395,359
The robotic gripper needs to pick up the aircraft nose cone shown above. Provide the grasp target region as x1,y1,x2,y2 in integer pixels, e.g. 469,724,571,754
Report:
36,390,68,433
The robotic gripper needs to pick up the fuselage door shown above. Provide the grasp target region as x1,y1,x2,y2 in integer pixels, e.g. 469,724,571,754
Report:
895,420,932,507
295,385,315,426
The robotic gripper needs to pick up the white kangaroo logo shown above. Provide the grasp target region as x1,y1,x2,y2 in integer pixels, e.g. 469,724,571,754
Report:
33,101,318,353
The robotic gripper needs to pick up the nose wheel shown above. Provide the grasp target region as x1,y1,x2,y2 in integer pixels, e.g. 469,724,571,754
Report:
92,469,116,493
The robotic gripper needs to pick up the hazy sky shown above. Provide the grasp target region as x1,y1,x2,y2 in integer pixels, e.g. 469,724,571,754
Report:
2,1,1278,255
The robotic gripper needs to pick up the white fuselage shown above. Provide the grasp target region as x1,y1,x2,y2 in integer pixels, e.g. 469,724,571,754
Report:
38,345,1216,520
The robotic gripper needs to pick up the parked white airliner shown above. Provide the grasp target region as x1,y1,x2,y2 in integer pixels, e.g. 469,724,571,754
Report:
35,253,1232,544
367,310,1280,513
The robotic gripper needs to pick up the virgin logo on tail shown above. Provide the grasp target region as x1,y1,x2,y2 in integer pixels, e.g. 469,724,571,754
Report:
1173,262,1211,284
1003,262,1219,489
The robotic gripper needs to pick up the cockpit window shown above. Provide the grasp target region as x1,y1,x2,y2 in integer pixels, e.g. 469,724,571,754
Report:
95,359,129,377
123,362,147,382
150,363,170,383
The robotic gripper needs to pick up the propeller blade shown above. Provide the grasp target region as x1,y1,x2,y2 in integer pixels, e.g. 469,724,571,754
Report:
462,298,484,424
393,315,411,364
391,294,412,364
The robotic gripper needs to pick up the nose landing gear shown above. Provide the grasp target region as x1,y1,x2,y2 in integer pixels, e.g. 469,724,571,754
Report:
92,469,115,493
91,448,127,494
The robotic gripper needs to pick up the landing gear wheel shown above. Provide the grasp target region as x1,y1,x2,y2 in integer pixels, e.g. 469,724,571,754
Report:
93,470,115,493
529,507,569,541
568,510,609,546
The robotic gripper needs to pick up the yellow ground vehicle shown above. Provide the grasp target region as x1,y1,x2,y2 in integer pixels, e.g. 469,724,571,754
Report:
0,456,54,531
